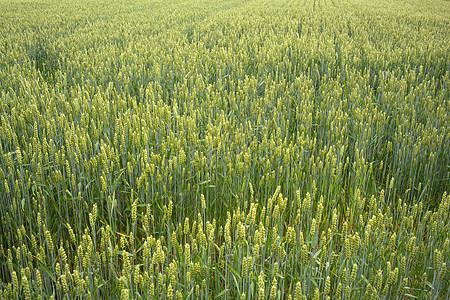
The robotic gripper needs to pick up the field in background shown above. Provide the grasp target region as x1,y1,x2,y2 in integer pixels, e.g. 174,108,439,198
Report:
0,0,449,298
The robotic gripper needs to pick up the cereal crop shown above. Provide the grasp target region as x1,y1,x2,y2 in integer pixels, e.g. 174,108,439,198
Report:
0,0,449,298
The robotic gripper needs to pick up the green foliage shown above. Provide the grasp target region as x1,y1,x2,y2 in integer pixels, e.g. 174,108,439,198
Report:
28,37,60,83
0,0,449,298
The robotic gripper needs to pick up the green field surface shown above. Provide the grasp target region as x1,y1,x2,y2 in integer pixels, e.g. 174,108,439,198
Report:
0,0,449,298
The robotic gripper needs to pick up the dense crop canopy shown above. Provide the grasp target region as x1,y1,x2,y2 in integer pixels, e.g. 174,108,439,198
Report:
0,0,449,299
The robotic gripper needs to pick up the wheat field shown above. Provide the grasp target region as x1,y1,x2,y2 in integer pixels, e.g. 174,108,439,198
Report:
0,0,449,299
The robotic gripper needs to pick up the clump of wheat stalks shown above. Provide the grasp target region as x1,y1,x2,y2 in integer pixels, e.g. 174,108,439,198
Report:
0,0,449,298
0,190,449,298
